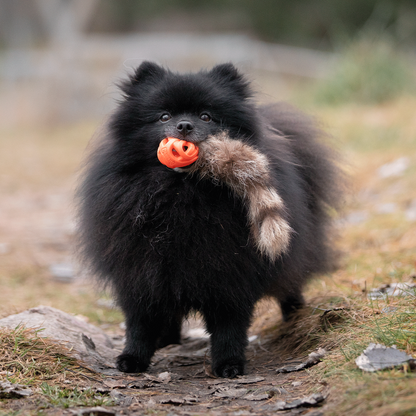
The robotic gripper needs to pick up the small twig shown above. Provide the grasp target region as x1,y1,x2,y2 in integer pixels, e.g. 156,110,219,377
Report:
321,307,349,316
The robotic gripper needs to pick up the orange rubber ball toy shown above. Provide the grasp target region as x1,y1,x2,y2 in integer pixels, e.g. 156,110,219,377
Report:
157,137,199,169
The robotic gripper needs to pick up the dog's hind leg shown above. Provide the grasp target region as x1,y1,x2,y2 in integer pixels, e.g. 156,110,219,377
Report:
270,287,305,322
278,292,305,321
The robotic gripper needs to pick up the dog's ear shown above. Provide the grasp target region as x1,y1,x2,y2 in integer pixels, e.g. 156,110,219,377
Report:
131,61,166,85
210,63,241,82
209,63,251,98
120,61,166,95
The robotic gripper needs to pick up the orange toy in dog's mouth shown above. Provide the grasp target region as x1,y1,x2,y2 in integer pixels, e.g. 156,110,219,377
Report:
157,137,199,169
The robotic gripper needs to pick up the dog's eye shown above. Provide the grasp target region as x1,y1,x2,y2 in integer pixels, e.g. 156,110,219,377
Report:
160,113,172,122
200,113,211,122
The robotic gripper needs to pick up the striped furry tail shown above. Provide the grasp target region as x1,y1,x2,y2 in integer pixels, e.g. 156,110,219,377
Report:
189,132,292,260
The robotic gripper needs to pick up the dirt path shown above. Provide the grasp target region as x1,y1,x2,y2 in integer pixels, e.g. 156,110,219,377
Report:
88,331,326,416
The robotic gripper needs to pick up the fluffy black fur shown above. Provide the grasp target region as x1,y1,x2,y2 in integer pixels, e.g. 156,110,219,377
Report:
77,62,341,378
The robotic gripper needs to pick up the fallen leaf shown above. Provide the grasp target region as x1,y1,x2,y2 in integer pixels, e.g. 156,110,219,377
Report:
277,348,326,373
244,392,270,401
274,393,325,410
367,283,416,299
159,397,185,405
103,378,127,389
214,387,248,398
234,376,265,384
207,375,265,385
109,389,125,402
157,371,172,383
0,381,32,398
355,343,413,372
70,406,116,416
160,395,198,405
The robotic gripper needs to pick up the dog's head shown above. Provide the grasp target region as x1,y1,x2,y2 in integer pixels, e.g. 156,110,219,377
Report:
111,62,258,151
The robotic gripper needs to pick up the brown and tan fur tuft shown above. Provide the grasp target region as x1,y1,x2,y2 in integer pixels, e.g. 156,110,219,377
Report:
189,132,292,260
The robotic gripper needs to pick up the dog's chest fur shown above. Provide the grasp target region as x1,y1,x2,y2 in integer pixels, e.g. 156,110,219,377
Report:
125,172,269,308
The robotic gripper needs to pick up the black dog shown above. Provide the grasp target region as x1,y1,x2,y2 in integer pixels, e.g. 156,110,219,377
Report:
77,62,341,378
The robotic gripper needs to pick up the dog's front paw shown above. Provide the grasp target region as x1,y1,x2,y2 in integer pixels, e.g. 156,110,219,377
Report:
116,353,149,373
213,359,245,378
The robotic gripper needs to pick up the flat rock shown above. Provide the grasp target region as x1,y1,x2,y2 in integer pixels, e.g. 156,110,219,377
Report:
0,305,118,371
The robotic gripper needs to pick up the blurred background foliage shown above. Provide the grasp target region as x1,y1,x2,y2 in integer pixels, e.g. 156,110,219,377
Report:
94,0,416,105
82,0,416,49
312,33,416,105
1,0,416,49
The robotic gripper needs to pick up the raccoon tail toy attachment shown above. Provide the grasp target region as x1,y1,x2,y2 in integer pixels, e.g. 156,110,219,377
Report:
189,132,292,261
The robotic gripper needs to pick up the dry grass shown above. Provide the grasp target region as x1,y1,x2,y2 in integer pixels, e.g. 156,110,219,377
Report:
251,293,416,415
310,96,416,415
0,325,95,387
253,294,416,356
0,326,113,414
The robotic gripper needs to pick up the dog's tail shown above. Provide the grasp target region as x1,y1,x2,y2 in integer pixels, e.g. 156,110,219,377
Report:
189,132,292,261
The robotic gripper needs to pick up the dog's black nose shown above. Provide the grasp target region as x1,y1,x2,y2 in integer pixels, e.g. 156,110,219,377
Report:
176,120,194,136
